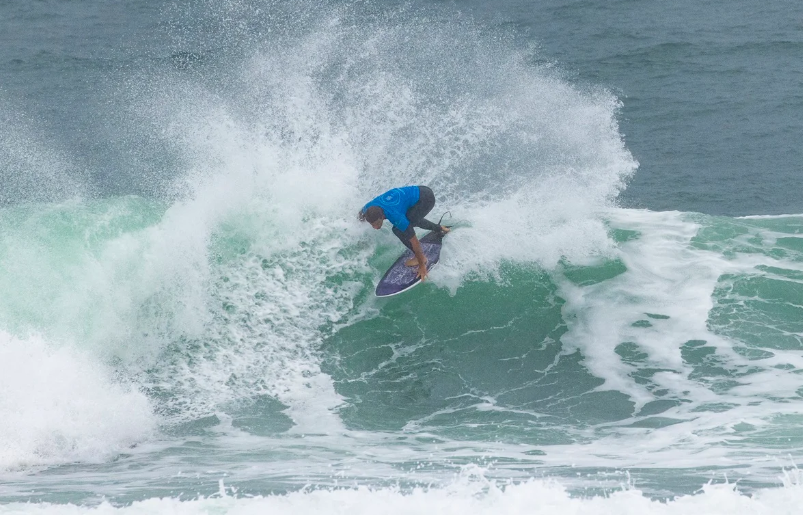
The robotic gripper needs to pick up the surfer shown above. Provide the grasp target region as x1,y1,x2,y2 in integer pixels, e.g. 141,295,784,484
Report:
359,185,450,281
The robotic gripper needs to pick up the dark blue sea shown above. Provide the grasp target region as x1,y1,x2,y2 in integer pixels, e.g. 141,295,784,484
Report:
1,1,802,513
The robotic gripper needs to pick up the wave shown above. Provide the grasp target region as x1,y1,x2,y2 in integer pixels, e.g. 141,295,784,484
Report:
0,0,636,474
325,210,803,473
2,193,802,479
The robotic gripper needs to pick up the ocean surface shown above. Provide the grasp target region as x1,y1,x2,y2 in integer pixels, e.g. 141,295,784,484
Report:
1,0,802,513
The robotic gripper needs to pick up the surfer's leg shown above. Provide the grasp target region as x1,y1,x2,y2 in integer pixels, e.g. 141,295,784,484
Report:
410,187,443,232
392,226,414,251
393,226,422,267
415,218,441,232
406,186,437,229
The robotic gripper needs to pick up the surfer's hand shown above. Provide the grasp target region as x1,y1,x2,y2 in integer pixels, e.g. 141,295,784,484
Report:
417,264,428,282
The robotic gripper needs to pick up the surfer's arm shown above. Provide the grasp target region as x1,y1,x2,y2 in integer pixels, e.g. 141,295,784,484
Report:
410,235,428,281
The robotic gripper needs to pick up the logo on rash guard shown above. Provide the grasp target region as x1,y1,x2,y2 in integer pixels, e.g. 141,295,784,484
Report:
382,189,402,206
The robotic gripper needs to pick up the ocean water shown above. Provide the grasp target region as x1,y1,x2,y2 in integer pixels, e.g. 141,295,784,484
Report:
1,0,803,513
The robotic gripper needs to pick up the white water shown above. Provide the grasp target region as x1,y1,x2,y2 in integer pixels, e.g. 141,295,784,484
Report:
540,210,803,471
2,472,803,515
0,332,155,471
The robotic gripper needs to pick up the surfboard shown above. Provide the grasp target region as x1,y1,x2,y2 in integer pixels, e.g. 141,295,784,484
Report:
375,230,445,297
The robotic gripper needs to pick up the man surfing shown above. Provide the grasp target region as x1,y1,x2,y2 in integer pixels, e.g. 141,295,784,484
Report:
359,185,450,281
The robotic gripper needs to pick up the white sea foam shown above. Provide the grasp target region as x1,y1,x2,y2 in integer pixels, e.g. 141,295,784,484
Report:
2,475,802,515
539,209,803,467
0,332,155,472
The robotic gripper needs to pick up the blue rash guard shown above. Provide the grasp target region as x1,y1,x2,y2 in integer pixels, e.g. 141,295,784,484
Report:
362,186,421,232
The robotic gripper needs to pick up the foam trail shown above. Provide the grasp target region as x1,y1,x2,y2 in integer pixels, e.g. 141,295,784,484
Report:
530,210,803,468
556,210,722,405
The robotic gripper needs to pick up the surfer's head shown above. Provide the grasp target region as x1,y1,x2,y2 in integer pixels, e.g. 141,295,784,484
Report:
359,206,385,229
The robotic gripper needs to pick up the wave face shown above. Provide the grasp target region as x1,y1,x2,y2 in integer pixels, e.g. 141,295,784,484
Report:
327,211,803,468
1,0,802,511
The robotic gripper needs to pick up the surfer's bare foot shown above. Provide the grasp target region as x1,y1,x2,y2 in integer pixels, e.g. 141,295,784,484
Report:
404,258,418,266
440,226,450,234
